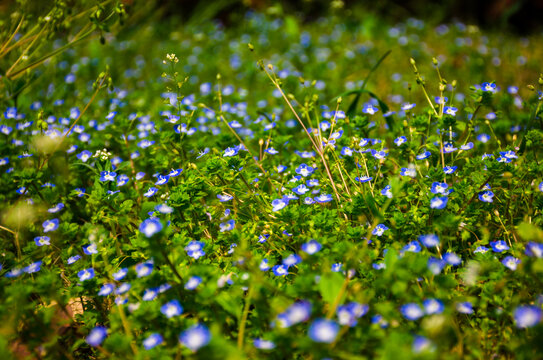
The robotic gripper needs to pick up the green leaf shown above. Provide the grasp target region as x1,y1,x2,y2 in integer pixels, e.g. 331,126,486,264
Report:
318,271,344,304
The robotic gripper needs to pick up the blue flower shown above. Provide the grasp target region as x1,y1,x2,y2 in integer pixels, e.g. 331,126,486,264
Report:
456,302,474,314
283,254,302,267
401,103,416,111
402,241,421,253
514,305,542,328
83,243,98,255
419,234,440,248
314,194,333,203
400,167,416,177
24,261,42,274
416,150,431,160
337,302,369,326
502,256,520,270
113,268,128,280
301,239,322,255
155,204,174,214
34,236,51,246
460,142,474,150
401,303,424,320
394,136,407,146
161,299,184,318
372,224,389,237
253,338,276,350
272,264,288,276
362,103,379,115
413,335,434,353
143,187,158,197
341,147,353,156
223,146,239,157
155,175,169,186
99,171,117,182
379,185,393,199
77,150,92,162
295,163,315,177
136,261,153,277
143,287,159,301
98,284,115,296
259,259,271,271
490,240,509,253
86,326,107,347
444,106,458,116
185,241,205,259
423,299,444,315
444,252,462,266
78,268,95,281
220,219,235,232
217,194,234,202
525,242,543,258
427,257,446,275
481,82,497,93
355,176,373,183
43,218,59,232
185,276,203,290
293,184,310,195
67,255,81,264
308,318,339,343
430,182,448,195
143,333,163,350
370,149,388,160
430,196,448,209
474,246,489,254
443,166,457,174
139,218,163,237
179,324,211,351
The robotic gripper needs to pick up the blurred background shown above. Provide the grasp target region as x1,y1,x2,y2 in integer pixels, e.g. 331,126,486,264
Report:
148,0,543,34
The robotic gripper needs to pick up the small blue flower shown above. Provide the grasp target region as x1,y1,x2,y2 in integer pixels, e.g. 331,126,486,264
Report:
272,264,288,276
416,150,431,160
370,149,388,160
490,240,509,253
185,276,203,290
381,185,393,198
143,287,159,301
24,261,42,274
43,218,59,232
67,255,81,264
444,106,458,116
83,243,98,255
179,324,211,351
295,163,315,177
135,261,153,277
514,305,542,328
502,256,520,270
481,82,497,93
283,254,302,267
113,268,128,280
86,326,107,347
413,335,434,353
98,284,115,296
99,171,117,182
456,302,474,314
314,194,333,203
308,318,339,343
78,268,95,281
427,257,446,275
34,236,51,246
185,241,205,259
155,175,169,186
143,187,158,197
394,136,407,146
139,218,163,237
155,203,174,214
525,242,543,258
253,338,276,350
143,333,163,350
355,176,373,183
423,299,444,315
301,240,322,255
217,193,234,202
220,219,235,232
272,198,288,211
444,252,462,266
430,182,448,195
161,299,184,318
419,234,440,248
443,166,457,174
430,196,448,209
401,303,424,320
400,167,416,177
402,241,421,253
223,147,239,157
372,224,389,237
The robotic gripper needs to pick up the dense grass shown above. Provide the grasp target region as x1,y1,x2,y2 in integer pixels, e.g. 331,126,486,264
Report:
1,7,543,360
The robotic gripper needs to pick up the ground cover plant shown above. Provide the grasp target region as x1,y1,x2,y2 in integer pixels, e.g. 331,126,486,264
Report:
1,3,543,359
